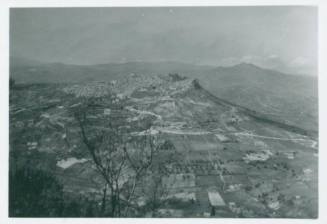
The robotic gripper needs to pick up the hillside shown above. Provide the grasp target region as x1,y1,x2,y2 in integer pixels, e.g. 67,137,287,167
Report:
192,63,318,133
10,58,318,133
10,74,318,217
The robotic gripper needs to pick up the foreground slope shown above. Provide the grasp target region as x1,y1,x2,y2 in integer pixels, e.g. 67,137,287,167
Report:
10,73,318,217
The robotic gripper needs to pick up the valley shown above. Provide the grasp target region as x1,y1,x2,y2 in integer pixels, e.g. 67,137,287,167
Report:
9,73,318,217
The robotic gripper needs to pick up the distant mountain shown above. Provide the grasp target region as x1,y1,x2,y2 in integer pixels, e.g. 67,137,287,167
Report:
10,58,214,84
10,56,44,68
10,58,317,132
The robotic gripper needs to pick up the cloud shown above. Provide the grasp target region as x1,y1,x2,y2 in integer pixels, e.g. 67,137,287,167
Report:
268,54,278,59
217,54,316,75
217,57,240,67
288,57,316,75
290,57,311,67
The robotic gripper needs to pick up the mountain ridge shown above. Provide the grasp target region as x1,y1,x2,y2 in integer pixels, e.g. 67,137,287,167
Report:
10,57,318,133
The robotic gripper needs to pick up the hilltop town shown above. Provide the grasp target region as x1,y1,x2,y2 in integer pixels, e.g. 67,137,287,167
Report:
9,73,318,217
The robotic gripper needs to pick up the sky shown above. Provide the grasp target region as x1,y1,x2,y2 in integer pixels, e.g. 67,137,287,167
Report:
10,6,317,75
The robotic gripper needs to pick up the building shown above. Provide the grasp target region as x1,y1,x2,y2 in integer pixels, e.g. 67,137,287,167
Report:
215,134,230,142
103,108,111,115
208,190,226,216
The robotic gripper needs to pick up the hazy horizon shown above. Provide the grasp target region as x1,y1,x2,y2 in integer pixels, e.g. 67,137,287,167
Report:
10,6,317,75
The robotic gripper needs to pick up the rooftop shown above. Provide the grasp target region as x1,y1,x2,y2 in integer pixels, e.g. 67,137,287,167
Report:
208,191,226,207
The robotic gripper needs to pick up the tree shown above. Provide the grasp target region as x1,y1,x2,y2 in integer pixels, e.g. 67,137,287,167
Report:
142,160,170,215
71,97,159,217
9,167,64,217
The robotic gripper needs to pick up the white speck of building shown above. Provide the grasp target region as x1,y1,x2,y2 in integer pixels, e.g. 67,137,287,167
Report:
117,94,124,100
56,157,88,169
268,201,280,210
208,191,226,207
215,134,229,142
104,108,111,115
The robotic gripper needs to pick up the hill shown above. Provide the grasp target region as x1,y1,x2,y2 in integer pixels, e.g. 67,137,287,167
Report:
10,58,318,133
9,74,318,217
10,58,213,84
191,63,318,132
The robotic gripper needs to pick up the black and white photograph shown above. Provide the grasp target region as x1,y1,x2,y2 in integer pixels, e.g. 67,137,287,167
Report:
2,2,325,222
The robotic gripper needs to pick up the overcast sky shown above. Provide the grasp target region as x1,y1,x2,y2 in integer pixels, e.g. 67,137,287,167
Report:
10,6,317,75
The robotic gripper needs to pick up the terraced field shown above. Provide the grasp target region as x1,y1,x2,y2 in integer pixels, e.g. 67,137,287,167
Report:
10,74,318,217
